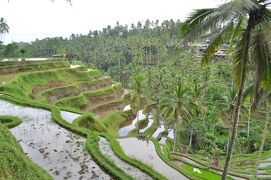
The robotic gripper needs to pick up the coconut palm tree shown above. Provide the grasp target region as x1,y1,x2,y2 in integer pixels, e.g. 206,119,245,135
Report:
188,83,206,147
160,83,192,152
0,17,9,34
181,1,271,179
0,17,9,44
125,73,146,117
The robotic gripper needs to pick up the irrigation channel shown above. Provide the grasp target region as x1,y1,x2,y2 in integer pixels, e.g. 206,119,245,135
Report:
0,100,110,180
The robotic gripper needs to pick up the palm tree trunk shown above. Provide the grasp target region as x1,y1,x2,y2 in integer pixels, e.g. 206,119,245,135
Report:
173,116,180,152
173,124,177,152
222,19,253,180
189,127,193,147
255,101,270,178
247,98,252,138
226,108,234,152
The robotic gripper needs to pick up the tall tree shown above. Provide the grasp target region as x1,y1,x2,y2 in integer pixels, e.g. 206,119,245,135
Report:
181,1,271,179
125,73,146,117
0,17,9,44
0,18,9,34
161,83,192,151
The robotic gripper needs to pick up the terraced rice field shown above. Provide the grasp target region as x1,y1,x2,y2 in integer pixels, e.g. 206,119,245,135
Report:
0,59,245,180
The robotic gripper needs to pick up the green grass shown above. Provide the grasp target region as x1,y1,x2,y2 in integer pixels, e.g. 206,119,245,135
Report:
103,111,129,137
55,82,122,111
39,76,112,102
0,118,52,180
0,116,21,128
180,164,225,180
0,67,102,99
0,60,69,73
72,113,107,133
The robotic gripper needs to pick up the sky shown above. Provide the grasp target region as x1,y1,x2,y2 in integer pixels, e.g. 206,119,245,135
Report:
0,0,223,44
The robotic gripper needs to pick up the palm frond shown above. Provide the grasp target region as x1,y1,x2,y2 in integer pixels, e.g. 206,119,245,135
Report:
233,27,249,85
201,22,235,65
251,24,271,91
181,0,259,44
180,8,215,38
242,83,254,102
227,18,245,54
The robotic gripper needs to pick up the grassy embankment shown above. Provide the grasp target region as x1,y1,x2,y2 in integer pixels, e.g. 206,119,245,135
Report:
0,60,69,84
56,82,122,111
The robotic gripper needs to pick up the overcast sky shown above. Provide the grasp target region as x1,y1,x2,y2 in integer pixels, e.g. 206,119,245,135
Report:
0,0,223,44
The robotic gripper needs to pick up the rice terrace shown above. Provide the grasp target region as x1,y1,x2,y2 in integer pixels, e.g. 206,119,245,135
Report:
0,0,271,180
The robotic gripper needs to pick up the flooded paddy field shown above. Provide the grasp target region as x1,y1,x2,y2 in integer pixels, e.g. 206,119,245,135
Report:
0,100,110,180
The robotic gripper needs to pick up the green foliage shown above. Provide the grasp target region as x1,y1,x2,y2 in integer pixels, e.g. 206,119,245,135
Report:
73,113,107,133
56,82,121,110
103,111,128,137
0,116,21,128
1,66,101,99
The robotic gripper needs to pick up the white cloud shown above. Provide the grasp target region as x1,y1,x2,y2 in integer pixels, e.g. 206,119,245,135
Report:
0,0,222,44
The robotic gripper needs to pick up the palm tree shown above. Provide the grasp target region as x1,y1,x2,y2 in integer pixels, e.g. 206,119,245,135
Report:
161,83,192,152
189,83,206,147
181,1,271,179
125,73,146,117
218,85,238,132
0,18,9,34
0,17,9,44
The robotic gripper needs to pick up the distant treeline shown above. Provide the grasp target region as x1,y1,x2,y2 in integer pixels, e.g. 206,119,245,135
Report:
0,19,182,70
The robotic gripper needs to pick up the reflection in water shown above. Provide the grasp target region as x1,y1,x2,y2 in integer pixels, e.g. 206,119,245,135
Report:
24,58,50,61
123,105,131,111
168,129,174,139
99,137,152,179
118,137,187,180
152,124,165,138
258,157,271,174
1,58,51,61
70,65,81,69
139,114,154,133
60,111,81,124
119,110,145,137
159,137,167,144
0,100,109,180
